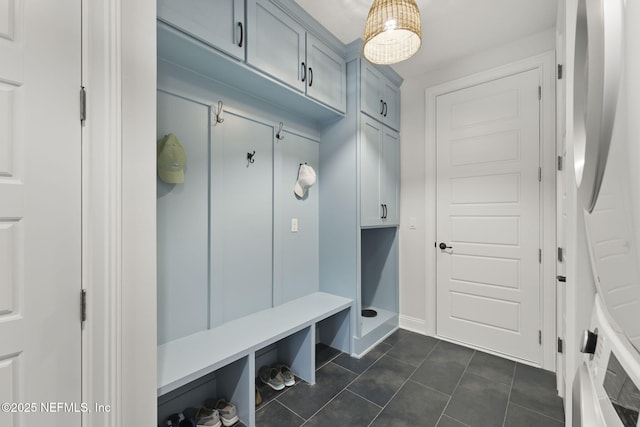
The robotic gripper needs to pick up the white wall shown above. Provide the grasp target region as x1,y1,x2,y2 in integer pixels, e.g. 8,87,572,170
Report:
398,28,556,333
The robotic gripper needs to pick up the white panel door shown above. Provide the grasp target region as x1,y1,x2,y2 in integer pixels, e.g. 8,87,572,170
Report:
436,69,542,363
0,0,81,425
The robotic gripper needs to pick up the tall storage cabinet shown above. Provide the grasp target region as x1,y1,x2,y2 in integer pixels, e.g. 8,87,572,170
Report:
320,48,402,357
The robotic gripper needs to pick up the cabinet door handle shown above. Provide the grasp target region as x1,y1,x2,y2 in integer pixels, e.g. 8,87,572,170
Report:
384,204,388,219
238,22,243,47
301,62,307,82
308,67,313,87
380,99,384,115
383,102,388,117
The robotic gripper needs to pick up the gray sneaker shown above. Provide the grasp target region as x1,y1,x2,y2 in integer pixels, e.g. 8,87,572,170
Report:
274,364,295,387
258,365,285,391
205,399,239,426
183,407,221,427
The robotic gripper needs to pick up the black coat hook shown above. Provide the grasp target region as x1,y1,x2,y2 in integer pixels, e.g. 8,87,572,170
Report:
276,122,285,140
247,151,256,163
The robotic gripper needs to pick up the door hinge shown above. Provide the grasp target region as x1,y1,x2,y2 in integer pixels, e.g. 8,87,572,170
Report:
80,86,87,123
558,247,565,262
81,289,87,323
557,155,564,171
557,337,564,353
539,330,542,345
538,85,542,100
558,64,564,79
539,249,542,264
538,167,542,182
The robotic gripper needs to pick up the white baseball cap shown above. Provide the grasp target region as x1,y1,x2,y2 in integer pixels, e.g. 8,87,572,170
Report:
294,164,316,198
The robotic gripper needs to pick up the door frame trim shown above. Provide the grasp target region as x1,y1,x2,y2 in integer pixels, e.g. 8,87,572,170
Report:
424,51,557,370
82,0,157,425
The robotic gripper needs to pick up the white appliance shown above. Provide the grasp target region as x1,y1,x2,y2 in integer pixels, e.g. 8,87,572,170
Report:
572,0,640,425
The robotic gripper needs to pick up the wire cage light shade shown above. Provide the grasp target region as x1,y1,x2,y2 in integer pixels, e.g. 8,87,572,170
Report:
363,0,422,65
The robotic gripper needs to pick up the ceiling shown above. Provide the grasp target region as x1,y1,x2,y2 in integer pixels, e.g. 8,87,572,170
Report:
294,0,558,79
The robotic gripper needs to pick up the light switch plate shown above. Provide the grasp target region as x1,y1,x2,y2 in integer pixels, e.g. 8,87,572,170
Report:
409,217,417,230
291,218,298,232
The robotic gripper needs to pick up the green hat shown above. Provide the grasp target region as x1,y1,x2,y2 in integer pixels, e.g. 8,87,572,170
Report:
157,133,186,184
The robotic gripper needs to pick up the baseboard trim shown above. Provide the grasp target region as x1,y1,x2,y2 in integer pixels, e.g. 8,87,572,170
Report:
399,315,427,335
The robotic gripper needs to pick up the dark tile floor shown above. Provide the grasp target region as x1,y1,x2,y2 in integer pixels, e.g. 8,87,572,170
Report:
255,329,565,427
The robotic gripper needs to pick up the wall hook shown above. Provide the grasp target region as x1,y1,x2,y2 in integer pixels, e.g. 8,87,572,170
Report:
214,100,224,124
247,151,256,164
276,122,285,140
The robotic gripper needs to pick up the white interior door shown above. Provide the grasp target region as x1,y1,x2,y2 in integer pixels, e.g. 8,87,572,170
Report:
0,1,82,425
436,69,542,364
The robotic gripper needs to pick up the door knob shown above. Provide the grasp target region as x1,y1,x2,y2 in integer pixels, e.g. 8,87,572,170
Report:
439,242,452,250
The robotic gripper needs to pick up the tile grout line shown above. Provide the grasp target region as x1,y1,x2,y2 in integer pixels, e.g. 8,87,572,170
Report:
501,361,518,427
508,401,566,423
433,348,477,427
295,343,396,425
365,339,440,427
265,399,306,426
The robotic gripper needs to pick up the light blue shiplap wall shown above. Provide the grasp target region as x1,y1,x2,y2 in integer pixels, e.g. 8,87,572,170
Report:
157,60,322,345
157,91,210,345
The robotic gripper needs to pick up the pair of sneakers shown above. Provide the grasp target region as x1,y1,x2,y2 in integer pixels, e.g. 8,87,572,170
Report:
165,399,237,427
204,398,239,427
258,364,295,391
166,407,221,427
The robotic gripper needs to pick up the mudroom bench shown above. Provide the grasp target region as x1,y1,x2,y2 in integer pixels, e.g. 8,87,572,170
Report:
157,292,352,426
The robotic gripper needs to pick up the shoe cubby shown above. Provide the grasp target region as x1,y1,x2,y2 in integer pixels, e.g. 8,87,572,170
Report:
254,325,314,387
157,355,250,426
316,307,351,354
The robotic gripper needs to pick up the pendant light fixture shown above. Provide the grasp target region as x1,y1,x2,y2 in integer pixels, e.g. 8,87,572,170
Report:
363,0,422,65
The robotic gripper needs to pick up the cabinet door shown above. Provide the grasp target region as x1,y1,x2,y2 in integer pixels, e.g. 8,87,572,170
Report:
380,127,399,225
305,34,347,113
360,114,384,227
211,110,273,326
248,0,306,92
158,0,245,60
360,60,385,121
382,81,400,131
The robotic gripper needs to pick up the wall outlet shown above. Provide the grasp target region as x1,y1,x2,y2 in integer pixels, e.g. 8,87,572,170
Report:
291,218,298,232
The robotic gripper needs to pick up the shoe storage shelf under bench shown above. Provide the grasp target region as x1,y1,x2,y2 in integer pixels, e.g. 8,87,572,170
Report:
157,292,352,424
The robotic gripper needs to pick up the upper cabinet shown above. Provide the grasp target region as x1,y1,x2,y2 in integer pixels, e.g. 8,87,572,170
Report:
305,34,347,113
360,60,401,131
158,0,246,61
158,0,347,120
248,0,347,113
247,0,306,92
